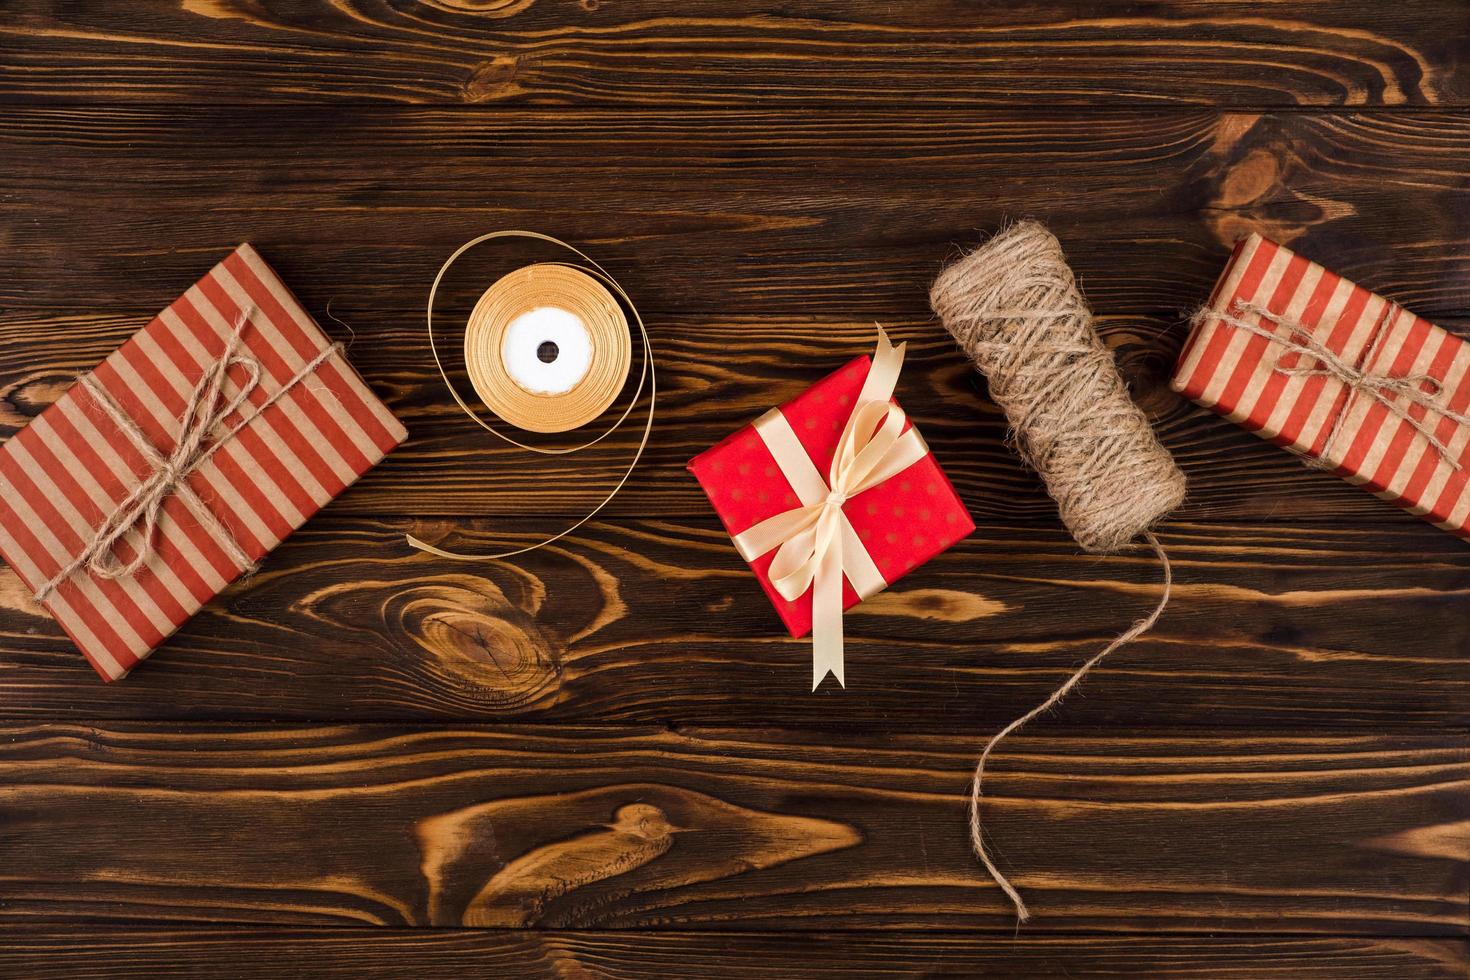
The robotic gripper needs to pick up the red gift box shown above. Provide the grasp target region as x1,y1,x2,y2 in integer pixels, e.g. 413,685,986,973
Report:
689,331,974,686
1174,233,1470,537
0,245,407,680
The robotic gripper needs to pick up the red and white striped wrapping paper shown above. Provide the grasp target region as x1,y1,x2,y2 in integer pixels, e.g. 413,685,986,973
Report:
0,245,407,680
1174,233,1470,538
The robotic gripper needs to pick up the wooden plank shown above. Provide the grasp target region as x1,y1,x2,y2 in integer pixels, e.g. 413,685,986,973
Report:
0,927,1463,979
2,2,1465,107
6,310,1470,525
0,516,1465,728
3,108,1470,320
0,724,1464,932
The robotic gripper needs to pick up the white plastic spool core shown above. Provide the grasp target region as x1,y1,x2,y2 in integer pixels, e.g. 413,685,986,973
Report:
500,306,594,395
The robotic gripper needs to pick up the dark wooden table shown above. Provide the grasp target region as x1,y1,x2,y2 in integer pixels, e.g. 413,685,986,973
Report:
3,4,1469,977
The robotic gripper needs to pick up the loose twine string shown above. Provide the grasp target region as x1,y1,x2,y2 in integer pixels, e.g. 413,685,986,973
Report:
35,310,342,601
1198,300,1470,470
406,231,655,562
929,220,1186,923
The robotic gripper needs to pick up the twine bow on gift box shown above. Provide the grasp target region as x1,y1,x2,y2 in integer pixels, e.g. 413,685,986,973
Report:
34,309,342,601
730,328,930,689
1202,300,1470,470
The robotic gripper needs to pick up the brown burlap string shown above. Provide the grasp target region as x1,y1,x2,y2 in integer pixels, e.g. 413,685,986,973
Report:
34,310,343,602
931,223,1185,553
1199,300,1470,471
930,220,1185,923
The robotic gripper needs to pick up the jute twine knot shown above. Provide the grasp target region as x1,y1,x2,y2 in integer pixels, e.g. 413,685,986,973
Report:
930,220,1185,923
1199,300,1470,470
35,310,342,602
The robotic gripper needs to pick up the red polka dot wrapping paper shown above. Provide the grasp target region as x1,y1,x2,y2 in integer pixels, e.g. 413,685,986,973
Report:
688,353,975,638
1174,233,1470,538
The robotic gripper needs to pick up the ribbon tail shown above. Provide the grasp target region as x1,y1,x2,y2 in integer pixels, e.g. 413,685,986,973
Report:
810,529,845,691
857,326,906,406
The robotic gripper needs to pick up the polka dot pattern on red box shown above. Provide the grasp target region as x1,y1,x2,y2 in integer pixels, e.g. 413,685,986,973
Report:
689,354,975,638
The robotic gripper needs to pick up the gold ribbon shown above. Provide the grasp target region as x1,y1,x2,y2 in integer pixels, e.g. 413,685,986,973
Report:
35,309,342,601
1203,300,1470,470
464,263,631,434
731,328,929,689
406,231,655,562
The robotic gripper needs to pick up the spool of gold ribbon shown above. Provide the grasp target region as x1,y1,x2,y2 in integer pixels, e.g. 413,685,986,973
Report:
407,231,655,561
465,263,631,433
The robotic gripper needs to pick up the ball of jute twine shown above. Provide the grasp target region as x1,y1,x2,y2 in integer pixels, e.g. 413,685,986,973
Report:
930,220,1185,923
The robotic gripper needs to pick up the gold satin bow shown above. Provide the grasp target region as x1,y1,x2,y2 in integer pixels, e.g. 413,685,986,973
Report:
732,328,929,689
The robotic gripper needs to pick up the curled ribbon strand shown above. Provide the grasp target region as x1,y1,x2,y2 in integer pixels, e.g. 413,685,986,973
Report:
732,328,929,689
34,310,342,602
405,230,656,563
1201,300,1470,470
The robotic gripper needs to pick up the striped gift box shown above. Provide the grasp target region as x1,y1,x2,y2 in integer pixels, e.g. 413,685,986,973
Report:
1174,233,1470,538
0,245,407,680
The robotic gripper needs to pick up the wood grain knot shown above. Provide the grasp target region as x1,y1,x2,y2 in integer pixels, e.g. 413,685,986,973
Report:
853,588,1007,623
0,372,72,430
416,783,861,926
389,581,560,708
462,54,529,103
426,0,535,14
1112,340,1182,417
1203,115,1355,248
